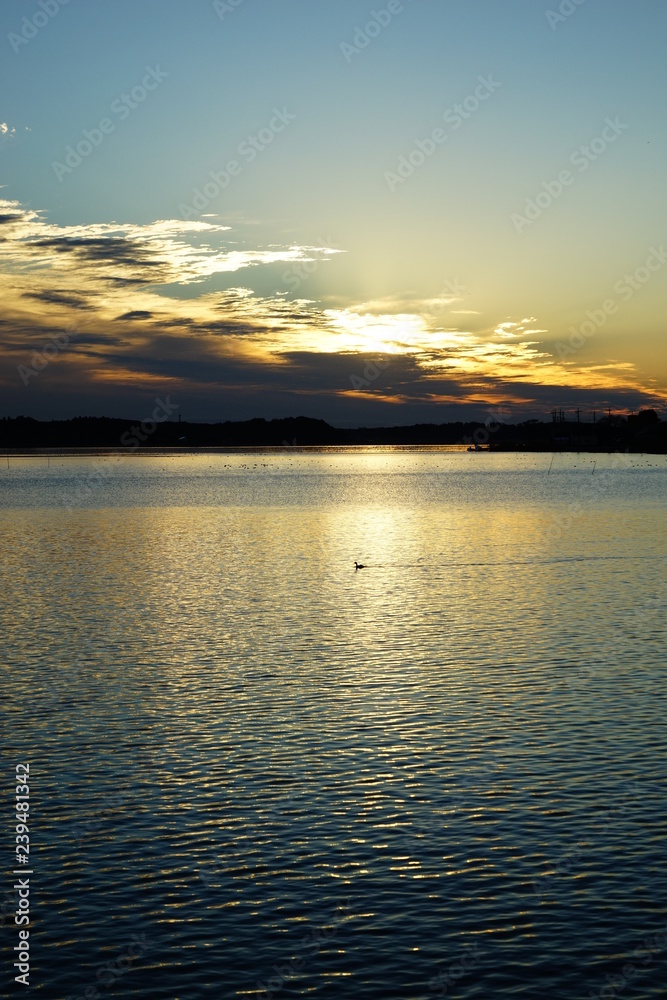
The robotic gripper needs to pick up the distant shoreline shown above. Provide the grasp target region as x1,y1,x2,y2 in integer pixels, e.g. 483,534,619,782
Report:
2,413,665,454
4,444,475,457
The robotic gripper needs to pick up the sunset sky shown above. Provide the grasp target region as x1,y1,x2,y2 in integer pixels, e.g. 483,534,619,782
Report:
1,0,665,425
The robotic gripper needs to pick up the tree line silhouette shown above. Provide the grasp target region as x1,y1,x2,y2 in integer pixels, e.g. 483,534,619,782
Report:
0,410,664,452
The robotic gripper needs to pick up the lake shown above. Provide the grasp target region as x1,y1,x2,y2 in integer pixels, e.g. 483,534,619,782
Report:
1,449,666,999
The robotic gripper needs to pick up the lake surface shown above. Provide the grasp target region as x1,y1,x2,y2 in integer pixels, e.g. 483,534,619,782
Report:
2,450,666,999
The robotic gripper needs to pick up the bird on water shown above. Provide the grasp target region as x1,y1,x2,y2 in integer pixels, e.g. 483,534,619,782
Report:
354,561,366,570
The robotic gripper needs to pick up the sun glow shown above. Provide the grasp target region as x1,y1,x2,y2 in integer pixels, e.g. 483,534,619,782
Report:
322,309,428,355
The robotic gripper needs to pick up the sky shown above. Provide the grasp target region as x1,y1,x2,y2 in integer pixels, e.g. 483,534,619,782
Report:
1,0,665,426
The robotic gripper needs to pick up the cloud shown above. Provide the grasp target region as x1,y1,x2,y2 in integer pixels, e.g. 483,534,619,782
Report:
0,197,664,421
116,310,154,321
23,290,93,310
0,123,29,142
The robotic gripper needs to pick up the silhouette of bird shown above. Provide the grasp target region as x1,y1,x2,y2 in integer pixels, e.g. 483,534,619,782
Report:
354,561,366,570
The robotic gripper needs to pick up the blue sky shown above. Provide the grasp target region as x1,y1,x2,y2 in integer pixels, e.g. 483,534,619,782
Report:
1,0,665,424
